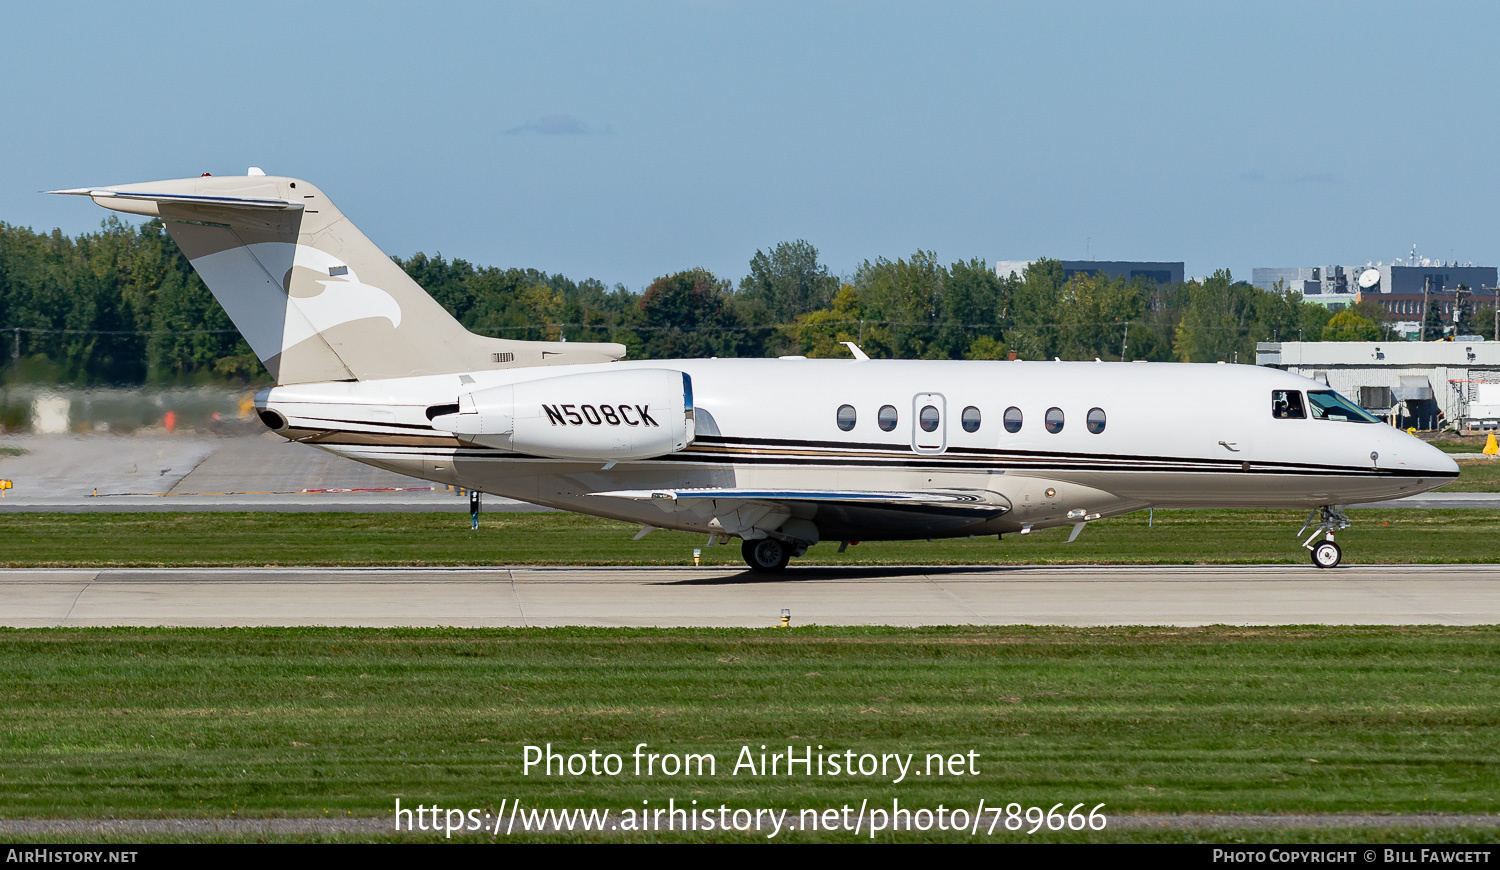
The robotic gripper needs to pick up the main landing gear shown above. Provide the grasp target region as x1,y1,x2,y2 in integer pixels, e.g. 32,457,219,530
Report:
1299,505,1351,569
741,538,793,573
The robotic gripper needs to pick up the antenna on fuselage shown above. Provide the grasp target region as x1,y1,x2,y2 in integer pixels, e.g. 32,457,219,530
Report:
840,341,870,361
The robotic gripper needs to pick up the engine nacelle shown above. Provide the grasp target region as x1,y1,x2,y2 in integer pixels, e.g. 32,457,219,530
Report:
431,369,694,461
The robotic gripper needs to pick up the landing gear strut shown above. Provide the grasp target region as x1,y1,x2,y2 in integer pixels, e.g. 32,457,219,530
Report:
1299,505,1351,569
742,538,792,573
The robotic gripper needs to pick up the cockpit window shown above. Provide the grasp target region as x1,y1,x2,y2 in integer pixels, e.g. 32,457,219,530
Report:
1272,390,1305,419
1307,390,1380,423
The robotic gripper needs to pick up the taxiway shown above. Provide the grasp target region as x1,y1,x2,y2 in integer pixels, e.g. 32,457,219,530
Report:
3,564,1497,628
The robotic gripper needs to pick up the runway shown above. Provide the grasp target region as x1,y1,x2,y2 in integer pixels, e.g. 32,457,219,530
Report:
4,564,1498,628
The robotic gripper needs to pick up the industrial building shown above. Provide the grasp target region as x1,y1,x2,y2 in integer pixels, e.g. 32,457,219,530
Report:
994,259,1185,286
1257,339,1500,430
1252,266,1328,299
1251,251,1497,337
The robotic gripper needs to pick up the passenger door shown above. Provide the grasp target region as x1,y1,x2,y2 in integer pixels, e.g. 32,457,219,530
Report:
911,392,947,454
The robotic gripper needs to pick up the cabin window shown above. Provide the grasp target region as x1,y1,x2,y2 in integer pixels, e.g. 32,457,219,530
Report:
919,405,940,432
836,404,857,431
1272,390,1306,419
1003,406,1023,433
878,404,899,431
1044,407,1064,434
1307,390,1380,423
961,406,981,433
1086,407,1106,434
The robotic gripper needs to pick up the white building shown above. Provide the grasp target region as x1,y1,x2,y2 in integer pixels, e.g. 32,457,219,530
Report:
994,259,1184,286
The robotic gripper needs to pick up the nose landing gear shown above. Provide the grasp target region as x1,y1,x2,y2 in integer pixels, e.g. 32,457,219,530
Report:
1311,539,1342,569
1299,505,1351,569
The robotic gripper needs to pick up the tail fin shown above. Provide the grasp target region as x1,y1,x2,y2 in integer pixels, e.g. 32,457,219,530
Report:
50,173,624,384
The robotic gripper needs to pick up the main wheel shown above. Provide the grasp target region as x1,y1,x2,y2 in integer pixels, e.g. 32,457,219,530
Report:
1311,540,1342,569
742,538,792,572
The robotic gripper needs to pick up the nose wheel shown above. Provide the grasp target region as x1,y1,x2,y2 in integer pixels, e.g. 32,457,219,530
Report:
1311,540,1342,569
1299,506,1351,569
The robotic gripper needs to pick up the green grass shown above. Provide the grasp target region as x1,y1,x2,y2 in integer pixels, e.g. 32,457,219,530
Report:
1432,442,1480,454
7,825,1499,845
0,625,1495,842
3,508,1500,567
0,445,24,457
1430,437,1495,454
1444,457,1500,491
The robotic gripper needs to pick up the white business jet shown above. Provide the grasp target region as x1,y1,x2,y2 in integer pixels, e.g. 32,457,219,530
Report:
52,172,1459,571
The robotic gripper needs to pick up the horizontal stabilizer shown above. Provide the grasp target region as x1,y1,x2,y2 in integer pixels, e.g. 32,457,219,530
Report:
47,188,300,211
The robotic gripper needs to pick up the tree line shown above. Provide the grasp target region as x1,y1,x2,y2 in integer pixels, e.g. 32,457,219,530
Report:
3,217,1490,385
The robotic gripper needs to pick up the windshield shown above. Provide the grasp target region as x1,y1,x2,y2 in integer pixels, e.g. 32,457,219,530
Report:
1307,390,1380,423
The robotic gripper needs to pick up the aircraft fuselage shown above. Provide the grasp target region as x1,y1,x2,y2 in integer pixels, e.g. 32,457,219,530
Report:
258,357,1459,542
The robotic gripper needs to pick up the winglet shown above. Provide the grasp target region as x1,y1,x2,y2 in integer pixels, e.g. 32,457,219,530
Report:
840,341,870,361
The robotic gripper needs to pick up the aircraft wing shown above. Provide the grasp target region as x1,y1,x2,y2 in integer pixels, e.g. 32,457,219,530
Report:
592,488,1008,509
591,487,1010,539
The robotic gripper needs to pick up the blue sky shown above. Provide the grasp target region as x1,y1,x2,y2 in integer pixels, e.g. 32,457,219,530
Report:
4,1,1497,289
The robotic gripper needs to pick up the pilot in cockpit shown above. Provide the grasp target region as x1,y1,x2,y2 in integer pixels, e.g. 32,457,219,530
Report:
1272,390,1305,419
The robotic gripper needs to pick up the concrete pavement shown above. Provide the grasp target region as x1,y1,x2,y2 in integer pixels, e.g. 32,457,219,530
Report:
4,564,1497,628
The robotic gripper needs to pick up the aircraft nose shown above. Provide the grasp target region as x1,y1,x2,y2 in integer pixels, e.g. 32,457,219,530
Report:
1389,432,1459,477
1425,442,1461,477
